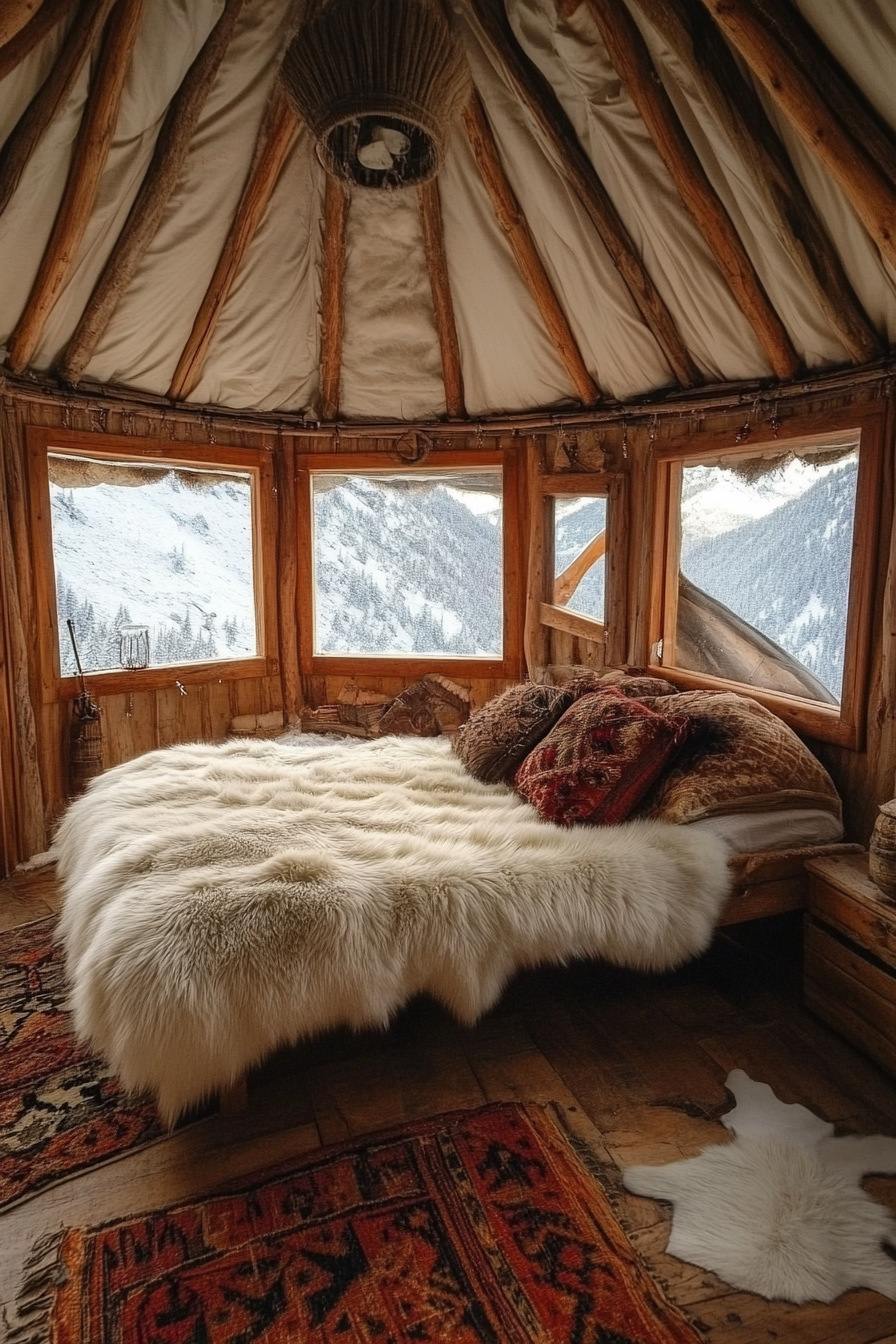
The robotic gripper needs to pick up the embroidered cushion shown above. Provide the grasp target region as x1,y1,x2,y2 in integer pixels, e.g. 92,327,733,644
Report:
515,690,691,826
452,682,573,784
637,691,842,823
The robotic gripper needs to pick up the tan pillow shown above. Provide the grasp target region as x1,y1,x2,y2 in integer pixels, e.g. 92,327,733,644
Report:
564,670,681,701
638,691,842,823
452,682,572,784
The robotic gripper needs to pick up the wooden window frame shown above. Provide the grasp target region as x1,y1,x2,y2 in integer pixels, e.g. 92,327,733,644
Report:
529,472,628,670
295,447,525,681
27,427,279,702
647,405,885,747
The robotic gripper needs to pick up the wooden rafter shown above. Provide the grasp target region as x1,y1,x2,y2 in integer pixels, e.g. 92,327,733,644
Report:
0,0,116,220
463,93,599,405
627,0,881,365
584,0,798,380
0,0,78,83
554,528,606,605
418,178,465,419
0,1,43,49
319,173,349,422
6,0,146,375
167,87,298,402
697,0,896,270
466,0,701,388
62,0,246,385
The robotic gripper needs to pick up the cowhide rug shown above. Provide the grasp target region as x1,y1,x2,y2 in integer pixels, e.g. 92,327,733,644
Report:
55,735,729,1124
624,1069,896,1303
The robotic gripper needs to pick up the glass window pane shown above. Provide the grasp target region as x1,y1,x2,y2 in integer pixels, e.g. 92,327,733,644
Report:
50,454,257,674
675,441,859,703
553,495,607,623
312,470,502,656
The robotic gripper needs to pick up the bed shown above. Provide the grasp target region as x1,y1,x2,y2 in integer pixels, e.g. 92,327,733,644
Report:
54,679,849,1123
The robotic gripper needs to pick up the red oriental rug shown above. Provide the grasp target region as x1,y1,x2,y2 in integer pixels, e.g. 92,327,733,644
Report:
0,916,171,1211
13,1102,702,1344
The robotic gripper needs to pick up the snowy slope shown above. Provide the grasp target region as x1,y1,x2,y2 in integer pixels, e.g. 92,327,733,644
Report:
51,467,257,674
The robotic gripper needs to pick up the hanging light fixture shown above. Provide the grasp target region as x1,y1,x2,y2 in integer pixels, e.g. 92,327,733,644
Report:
280,0,469,188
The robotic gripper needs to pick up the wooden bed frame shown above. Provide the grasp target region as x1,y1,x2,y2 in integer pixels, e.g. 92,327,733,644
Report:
720,841,863,925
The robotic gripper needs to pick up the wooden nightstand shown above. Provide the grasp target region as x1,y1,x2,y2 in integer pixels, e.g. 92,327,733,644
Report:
804,853,896,1077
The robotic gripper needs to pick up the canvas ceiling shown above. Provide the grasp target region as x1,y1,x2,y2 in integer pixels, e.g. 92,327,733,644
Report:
0,0,895,420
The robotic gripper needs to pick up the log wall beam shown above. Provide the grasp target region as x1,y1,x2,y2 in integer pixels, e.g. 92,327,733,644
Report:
6,0,146,374
60,0,245,385
418,178,466,419
463,92,599,405
585,0,798,380
0,0,78,83
466,0,701,388
696,0,896,270
0,0,117,219
167,88,298,402
628,0,881,365
319,174,348,422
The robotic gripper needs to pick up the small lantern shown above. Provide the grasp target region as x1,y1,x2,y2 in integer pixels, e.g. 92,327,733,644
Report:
119,623,150,669
280,0,469,188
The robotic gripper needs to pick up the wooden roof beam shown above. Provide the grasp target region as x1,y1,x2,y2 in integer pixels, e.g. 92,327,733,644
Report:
62,0,245,385
463,92,600,405
697,0,896,270
466,0,701,388
585,0,798,380
6,0,145,375
0,0,117,220
0,0,79,82
319,173,348,423
628,0,881,365
418,178,466,419
166,87,298,402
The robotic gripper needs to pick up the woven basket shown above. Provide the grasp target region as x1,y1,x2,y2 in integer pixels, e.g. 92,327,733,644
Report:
280,0,469,188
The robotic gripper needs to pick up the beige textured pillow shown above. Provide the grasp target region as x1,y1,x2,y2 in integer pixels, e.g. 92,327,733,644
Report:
638,691,842,824
452,682,573,784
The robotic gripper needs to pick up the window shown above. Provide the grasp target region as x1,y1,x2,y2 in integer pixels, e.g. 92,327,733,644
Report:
529,473,626,670
649,409,883,745
553,493,607,624
297,449,524,678
29,431,277,696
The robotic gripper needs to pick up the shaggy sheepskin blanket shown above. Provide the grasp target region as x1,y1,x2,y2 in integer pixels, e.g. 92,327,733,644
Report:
56,735,730,1123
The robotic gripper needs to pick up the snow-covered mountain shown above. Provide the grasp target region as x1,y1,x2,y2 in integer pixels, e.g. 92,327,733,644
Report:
312,474,502,655
51,466,257,675
680,455,858,698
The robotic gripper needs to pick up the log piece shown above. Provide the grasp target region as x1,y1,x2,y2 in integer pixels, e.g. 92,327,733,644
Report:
319,172,348,422
585,0,799,380
467,0,701,388
7,0,147,374
627,0,881,364
0,0,116,220
167,85,298,402
419,178,466,419
60,0,245,384
697,0,896,269
0,0,78,82
462,92,599,405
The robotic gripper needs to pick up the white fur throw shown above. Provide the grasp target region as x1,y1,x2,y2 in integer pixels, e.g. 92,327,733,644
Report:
624,1070,896,1302
56,735,729,1124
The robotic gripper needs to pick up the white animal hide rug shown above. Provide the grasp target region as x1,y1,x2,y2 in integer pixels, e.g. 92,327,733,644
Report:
56,735,729,1124
624,1070,896,1303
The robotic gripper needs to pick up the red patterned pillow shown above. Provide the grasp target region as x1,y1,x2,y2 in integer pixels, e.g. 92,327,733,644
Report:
515,690,690,826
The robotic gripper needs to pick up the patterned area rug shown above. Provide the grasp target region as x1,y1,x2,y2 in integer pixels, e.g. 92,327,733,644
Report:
0,917,168,1211
13,1102,702,1344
